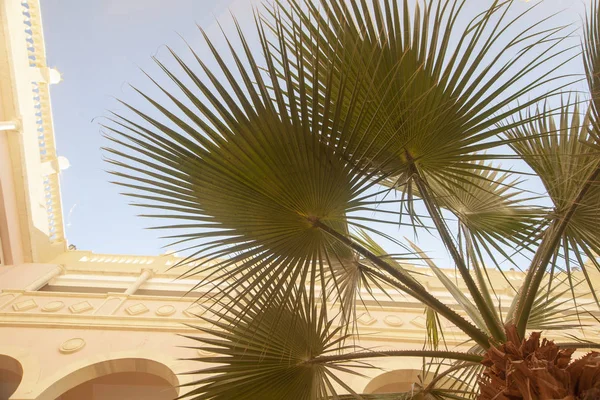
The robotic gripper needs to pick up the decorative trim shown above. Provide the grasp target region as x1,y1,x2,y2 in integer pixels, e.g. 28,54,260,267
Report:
12,299,37,312
357,313,377,326
0,293,18,310
184,305,206,318
383,315,404,327
42,301,64,312
59,338,85,354
69,301,93,314
125,303,149,316
410,316,427,328
21,0,65,244
156,305,176,317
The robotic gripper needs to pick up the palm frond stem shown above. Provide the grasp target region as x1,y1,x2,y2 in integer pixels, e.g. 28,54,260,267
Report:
423,361,480,393
413,174,506,342
555,342,600,350
312,218,491,348
515,166,600,337
306,350,484,365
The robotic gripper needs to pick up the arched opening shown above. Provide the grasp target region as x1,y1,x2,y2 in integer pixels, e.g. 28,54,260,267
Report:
39,358,179,400
364,368,465,395
56,371,177,400
364,369,426,394
0,355,23,399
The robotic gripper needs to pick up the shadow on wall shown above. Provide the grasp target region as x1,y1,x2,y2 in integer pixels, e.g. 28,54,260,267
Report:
0,355,23,399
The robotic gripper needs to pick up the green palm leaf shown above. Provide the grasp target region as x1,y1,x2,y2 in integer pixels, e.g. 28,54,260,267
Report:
424,167,543,248
507,103,599,247
507,0,600,336
103,13,397,319
99,0,600,398
179,290,482,399
268,0,571,342
420,166,544,299
271,0,570,191
505,101,600,321
527,273,592,332
104,9,491,348
179,294,360,399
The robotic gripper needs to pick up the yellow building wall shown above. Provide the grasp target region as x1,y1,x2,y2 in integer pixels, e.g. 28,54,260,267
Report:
0,250,598,398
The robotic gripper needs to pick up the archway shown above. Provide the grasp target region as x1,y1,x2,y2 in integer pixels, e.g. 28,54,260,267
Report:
38,358,179,400
363,368,464,395
363,369,426,394
0,354,23,399
56,371,177,400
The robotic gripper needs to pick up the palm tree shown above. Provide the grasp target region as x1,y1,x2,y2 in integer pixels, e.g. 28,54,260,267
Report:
103,0,600,398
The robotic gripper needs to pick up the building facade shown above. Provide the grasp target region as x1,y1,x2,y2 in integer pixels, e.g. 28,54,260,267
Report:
0,0,599,399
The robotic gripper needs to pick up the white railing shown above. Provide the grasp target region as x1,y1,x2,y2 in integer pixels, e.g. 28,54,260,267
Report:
21,0,65,244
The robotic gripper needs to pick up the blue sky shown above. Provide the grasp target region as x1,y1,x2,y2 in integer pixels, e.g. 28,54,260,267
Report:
42,0,261,255
42,0,591,264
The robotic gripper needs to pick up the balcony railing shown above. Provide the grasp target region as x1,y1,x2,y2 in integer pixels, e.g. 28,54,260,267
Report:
21,0,65,244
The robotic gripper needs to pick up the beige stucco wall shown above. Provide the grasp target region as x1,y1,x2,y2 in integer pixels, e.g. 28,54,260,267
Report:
0,257,453,398
0,264,60,291
1,327,190,399
0,0,66,267
0,252,598,398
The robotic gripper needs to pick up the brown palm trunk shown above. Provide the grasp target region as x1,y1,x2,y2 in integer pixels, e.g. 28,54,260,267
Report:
478,325,600,400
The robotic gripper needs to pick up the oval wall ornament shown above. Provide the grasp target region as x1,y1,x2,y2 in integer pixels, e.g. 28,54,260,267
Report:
59,338,86,354
156,305,176,317
42,301,65,312
383,315,404,327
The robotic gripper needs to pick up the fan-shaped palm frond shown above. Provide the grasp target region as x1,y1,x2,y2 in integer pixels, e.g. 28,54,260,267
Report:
527,273,592,332
270,0,570,194
104,6,494,349
505,101,600,333
102,0,600,398
422,166,545,305
180,287,485,399
425,167,543,249
507,0,600,337
103,11,401,321
507,103,600,251
180,293,360,399
266,0,572,342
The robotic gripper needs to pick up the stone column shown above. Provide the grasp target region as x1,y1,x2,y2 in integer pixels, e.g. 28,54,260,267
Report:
124,268,153,295
24,265,63,291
